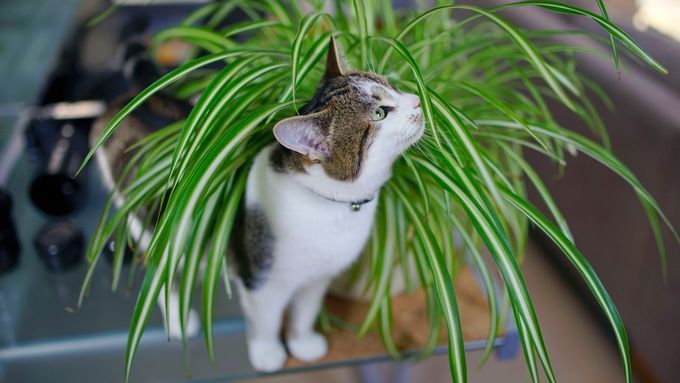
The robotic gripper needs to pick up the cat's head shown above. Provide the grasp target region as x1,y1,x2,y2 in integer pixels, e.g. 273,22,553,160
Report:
272,37,424,200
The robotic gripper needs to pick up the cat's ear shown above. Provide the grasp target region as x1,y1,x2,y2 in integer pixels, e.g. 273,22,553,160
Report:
273,114,329,161
324,36,345,79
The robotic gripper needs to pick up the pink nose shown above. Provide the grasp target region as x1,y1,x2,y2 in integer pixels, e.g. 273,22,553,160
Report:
406,94,421,109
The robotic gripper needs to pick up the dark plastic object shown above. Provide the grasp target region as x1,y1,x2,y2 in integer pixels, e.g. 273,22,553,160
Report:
33,220,84,272
0,189,20,273
27,120,88,216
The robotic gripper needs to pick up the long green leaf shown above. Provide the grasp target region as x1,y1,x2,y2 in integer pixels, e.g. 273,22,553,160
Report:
79,48,285,174
500,184,632,383
394,184,467,383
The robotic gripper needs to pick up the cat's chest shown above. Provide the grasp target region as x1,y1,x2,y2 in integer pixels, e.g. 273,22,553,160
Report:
267,194,376,274
245,147,377,273
273,191,376,246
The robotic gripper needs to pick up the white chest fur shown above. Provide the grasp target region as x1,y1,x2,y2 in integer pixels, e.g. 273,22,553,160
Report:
245,145,377,282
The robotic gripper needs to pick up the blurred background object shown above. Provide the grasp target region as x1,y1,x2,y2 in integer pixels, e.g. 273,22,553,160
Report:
0,189,21,274
0,0,678,382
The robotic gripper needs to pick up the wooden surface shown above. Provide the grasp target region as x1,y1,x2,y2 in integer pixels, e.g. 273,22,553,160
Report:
285,266,491,368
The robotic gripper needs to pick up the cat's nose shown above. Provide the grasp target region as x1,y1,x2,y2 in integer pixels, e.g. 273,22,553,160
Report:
406,94,421,109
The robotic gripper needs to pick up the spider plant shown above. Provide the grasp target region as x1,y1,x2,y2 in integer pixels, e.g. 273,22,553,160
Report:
79,1,678,382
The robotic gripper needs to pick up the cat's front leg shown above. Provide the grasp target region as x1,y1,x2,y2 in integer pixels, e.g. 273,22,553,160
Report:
286,278,331,362
237,281,292,372
157,284,200,340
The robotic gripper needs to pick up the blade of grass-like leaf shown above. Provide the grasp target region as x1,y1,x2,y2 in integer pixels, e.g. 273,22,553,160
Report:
430,186,500,366
378,298,401,359
125,249,168,383
264,0,296,27
471,131,565,165
379,0,397,37
83,141,152,263
500,184,632,383
127,120,183,153
179,137,263,341
413,158,556,383
152,26,235,53
205,0,239,28
428,91,503,211
480,119,679,248
363,223,381,297
351,0,369,67
394,184,467,383
449,214,499,367
581,76,615,111
359,191,397,336
179,187,220,343
79,48,285,174
388,5,575,110
170,62,286,196
164,81,288,303
641,204,668,281
419,283,442,360
291,12,329,110
372,37,439,147
393,197,415,292
512,304,540,383
203,170,247,361
181,2,218,26
111,224,128,292
457,5,574,110
86,4,119,28
499,143,573,241
145,102,295,314
81,157,171,306
278,31,332,105
456,82,550,153
495,1,666,73
168,56,257,175
223,19,284,38
404,155,431,215
98,158,171,262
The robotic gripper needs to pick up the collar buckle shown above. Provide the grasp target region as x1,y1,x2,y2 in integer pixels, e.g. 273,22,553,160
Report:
350,198,373,212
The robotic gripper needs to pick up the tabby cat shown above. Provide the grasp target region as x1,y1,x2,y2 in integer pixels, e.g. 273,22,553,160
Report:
91,37,424,371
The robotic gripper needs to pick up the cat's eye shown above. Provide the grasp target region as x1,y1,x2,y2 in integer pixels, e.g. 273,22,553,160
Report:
370,106,388,121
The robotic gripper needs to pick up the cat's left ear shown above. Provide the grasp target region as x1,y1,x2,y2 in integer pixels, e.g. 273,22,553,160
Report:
273,113,329,162
324,36,345,79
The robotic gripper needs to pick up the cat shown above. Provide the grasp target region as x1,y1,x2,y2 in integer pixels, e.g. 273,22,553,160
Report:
91,36,424,372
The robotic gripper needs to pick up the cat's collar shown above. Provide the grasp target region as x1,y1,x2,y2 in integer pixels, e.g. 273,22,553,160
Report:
314,192,375,212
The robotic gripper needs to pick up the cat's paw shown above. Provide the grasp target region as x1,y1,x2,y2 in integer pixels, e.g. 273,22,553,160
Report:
247,339,287,372
166,307,200,340
287,332,328,362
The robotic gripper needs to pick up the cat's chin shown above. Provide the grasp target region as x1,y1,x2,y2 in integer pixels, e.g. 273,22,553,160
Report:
399,124,425,149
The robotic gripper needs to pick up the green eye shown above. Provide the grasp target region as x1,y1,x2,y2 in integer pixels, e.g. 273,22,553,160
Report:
370,106,387,121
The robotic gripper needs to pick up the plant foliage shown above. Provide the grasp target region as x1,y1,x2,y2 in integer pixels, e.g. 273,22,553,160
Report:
80,1,677,382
